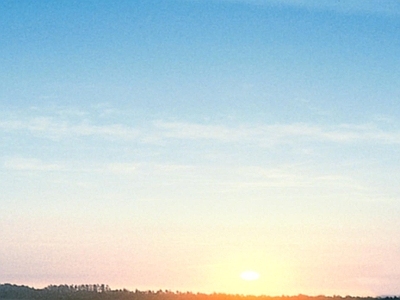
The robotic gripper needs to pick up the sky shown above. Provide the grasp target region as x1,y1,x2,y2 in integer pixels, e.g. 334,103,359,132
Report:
1,0,400,296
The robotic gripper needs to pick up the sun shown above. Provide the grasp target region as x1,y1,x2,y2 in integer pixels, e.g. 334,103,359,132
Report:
240,270,260,281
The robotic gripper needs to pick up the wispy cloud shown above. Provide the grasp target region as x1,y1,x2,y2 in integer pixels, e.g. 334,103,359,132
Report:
2,156,355,192
106,163,140,174
2,154,390,204
2,110,400,146
154,121,400,145
3,157,65,172
0,117,140,141
153,121,251,142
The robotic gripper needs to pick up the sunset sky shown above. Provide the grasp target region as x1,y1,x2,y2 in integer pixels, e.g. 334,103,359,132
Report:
1,0,400,296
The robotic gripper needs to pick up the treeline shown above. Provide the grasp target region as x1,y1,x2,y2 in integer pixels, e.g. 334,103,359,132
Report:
0,283,398,300
45,284,111,293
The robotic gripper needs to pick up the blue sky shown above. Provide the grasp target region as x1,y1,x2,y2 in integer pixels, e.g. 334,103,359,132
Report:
1,0,400,296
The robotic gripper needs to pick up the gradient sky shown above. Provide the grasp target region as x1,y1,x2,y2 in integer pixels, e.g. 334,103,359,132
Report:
1,0,400,296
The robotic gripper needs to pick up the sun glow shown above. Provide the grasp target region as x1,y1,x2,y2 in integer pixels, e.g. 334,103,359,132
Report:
240,271,260,281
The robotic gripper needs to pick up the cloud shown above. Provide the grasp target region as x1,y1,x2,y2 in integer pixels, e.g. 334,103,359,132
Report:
2,109,400,147
104,162,196,177
154,121,251,142
3,157,65,171
106,163,140,174
0,117,140,141
155,121,400,145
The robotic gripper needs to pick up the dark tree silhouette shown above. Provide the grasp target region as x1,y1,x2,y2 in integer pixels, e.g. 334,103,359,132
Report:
0,283,397,300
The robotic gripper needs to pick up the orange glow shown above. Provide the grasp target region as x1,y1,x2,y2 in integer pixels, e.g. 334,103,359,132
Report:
203,250,296,296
